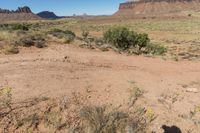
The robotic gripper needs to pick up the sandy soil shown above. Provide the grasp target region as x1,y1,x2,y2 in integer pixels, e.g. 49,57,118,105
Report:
1,44,200,132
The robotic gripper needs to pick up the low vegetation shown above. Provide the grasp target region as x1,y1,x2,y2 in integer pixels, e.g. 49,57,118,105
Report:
104,26,167,55
48,28,76,44
17,34,46,48
3,19,200,60
2,45,19,54
0,86,154,132
0,23,30,31
80,106,148,133
0,21,171,57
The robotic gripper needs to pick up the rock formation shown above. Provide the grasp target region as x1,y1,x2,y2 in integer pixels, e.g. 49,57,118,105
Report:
0,6,41,22
37,11,59,19
0,6,32,14
15,6,32,13
114,0,200,16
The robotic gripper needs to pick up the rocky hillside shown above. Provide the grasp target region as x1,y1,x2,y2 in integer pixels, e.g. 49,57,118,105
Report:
0,6,41,22
37,11,59,19
114,0,200,17
0,6,32,13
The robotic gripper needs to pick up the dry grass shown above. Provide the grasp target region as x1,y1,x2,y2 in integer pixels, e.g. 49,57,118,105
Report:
2,45,19,54
0,17,199,60
0,86,155,133
79,106,149,133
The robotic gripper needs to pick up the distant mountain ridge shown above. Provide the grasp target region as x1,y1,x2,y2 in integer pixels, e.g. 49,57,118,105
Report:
0,6,32,14
0,6,41,22
37,11,59,19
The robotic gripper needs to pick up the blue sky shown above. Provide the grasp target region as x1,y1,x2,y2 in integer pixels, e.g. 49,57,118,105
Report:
0,0,125,16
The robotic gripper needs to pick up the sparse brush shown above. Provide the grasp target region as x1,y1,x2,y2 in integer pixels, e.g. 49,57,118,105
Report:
11,23,29,31
48,28,76,44
17,34,46,48
0,31,17,42
145,43,167,55
2,45,19,55
0,87,12,111
104,26,137,50
0,87,153,133
80,106,128,133
129,86,144,106
95,38,105,46
0,23,29,31
44,111,62,129
103,26,151,53
136,33,150,51
82,30,89,39
79,106,150,133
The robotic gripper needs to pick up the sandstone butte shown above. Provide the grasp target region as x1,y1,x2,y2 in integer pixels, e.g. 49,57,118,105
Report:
114,0,200,16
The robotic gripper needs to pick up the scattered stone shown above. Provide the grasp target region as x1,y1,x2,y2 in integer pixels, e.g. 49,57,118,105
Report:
87,95,91,99
186,88,199,93
99,44,110,51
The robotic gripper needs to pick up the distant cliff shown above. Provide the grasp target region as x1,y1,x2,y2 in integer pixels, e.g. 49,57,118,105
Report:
114,0,200,16
0,6,41,22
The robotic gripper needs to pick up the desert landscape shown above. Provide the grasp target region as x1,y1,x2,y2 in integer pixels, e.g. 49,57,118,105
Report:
1,0,200,133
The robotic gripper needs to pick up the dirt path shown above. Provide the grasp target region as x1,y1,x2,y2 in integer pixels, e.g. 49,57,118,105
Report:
1,44,200,132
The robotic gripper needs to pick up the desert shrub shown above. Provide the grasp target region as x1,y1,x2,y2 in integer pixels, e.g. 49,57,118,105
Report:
0,24,10,30
104,27,167,55
82,30,89,39
0,86,154,132
2,45,19,54
49,29,76,43
129,86,144,106
80,106,150,133
44,111,62,129
104,27,137,50
135,33,150,51
88,37,95,43
145,43,167,55
18,34,46,48
95,38,105,46
11,24,29,31
16,30,29,36
0,87,12,110
0,23,29,31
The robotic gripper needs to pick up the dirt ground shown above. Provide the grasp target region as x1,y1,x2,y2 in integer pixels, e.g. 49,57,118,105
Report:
1,43,200,132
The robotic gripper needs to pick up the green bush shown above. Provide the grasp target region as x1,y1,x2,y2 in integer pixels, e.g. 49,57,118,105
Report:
103,27,167,55
0,23,29,31
49,29,76,43
146,43,167,55
82,30,89,39
11,24,29,31
80,106,149,133
104,27,137,50
18,34,46,48
95,38,105,46
136,33,150,50
3,45,19,55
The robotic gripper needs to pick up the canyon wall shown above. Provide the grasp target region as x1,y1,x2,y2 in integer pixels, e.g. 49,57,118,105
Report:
115,0,200,16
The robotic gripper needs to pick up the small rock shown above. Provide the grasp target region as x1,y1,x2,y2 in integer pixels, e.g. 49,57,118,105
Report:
186,88,199,93
86,88,92,93
87,95,91,99
64,56,69,60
